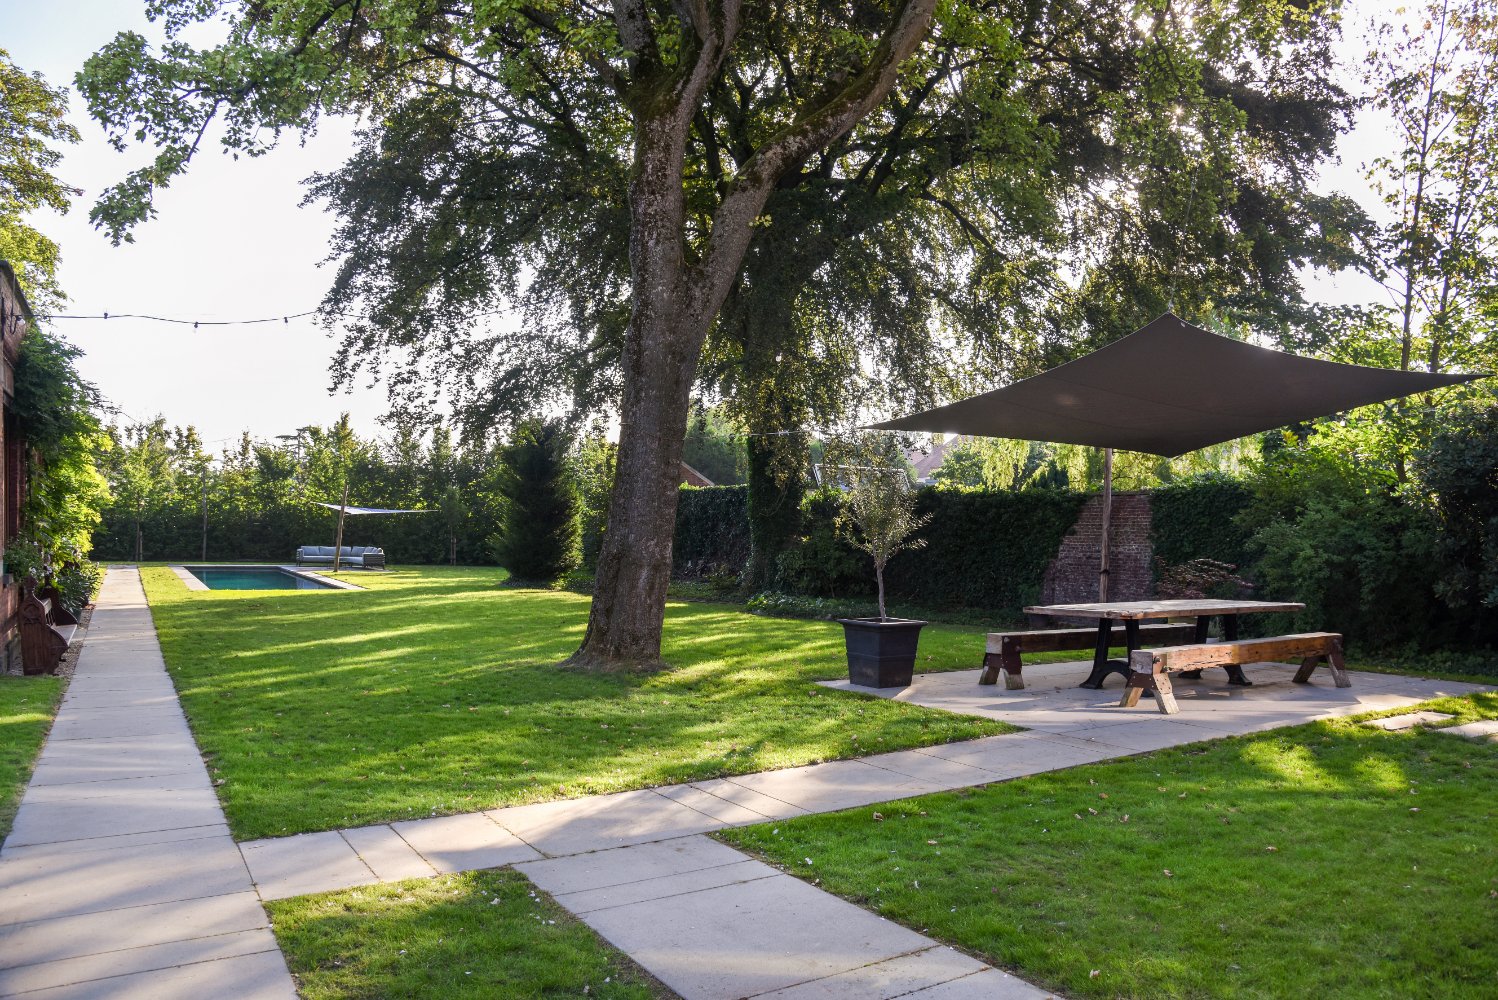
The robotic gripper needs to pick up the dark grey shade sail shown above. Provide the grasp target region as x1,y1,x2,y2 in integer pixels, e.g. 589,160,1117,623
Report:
873,314,1487,457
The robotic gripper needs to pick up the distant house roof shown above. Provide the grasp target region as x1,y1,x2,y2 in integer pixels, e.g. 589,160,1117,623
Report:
680,462,715,487
905,435,971,484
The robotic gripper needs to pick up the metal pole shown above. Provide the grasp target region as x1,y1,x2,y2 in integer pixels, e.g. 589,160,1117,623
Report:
1098,447,1114,602
200,473,208,561
332,480,349,573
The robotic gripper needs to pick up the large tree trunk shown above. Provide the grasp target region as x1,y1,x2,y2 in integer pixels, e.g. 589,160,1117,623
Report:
573,0,938,668
573,119,706,668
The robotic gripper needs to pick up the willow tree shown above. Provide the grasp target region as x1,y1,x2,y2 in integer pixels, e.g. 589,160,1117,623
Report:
81,0,938,667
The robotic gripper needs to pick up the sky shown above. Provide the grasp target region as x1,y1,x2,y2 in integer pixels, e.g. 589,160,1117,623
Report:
4,1,1396,450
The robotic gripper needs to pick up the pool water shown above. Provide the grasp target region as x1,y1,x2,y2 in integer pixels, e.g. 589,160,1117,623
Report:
186,566,338,590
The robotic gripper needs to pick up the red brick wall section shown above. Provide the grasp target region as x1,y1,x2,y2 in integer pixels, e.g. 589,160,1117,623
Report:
1040,492,1154,608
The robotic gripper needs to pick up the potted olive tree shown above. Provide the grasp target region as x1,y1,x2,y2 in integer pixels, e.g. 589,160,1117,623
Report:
832,436,931,688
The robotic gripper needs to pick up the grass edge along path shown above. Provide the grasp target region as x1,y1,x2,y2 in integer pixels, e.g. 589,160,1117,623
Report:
268,868,677,999
719,693,1498,1000
0,674,65,843
138,565,1013,840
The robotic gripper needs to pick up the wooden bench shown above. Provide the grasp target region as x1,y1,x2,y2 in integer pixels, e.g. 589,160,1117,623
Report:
981,623,1199,689
19,574,80,676
1120,632,1348,714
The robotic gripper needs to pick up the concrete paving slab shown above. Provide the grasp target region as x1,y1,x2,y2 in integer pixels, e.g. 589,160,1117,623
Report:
13,949,296,1000
859,749,1004,787
518,836,754,896
0,891,268,971
1363,711,1456,731
1063,720,1227,753
919,734,1111,774
751,945,990,999
60,683,179,707
682,778,811,820
655,783,776,824
558,859,775,914
392,812,542,873
0,835,251,925
722,760,946,814
241,831,376,901
22,771,211,803
902,967,1053,998
579,873,935,999
489,788,725,856
6,788,226,848
46,708,190,742
340,824,438,883
0,824,230,862
1438,719,1498,741
0,928,280,995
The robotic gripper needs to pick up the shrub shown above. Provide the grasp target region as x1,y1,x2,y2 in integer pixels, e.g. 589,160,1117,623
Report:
745,591,877,621
1416,405,1498,644
1245,491,1444,650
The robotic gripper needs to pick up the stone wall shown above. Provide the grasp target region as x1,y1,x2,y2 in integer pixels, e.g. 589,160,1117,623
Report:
1039,492,1153,607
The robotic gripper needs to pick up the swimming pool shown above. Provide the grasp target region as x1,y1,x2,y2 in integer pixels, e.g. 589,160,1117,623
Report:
184,566,340,590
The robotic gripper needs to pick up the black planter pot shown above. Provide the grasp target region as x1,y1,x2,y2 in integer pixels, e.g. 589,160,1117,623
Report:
837,616,927,688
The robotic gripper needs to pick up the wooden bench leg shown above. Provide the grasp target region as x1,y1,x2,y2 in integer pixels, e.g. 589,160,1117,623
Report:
1151,670,1180,714
979,652,1000,686
1292,640,1351,688
980,647,1025,689
1327,640,1351,688
1000,647,1023,689
1119,668,1179,714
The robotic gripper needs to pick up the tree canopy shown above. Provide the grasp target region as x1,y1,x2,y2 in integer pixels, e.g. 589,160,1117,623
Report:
0,48,79,313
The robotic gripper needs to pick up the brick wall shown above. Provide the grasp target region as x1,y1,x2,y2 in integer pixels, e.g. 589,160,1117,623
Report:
1040,492,1153,608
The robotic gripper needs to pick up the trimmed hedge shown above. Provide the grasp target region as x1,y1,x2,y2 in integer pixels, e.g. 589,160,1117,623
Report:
673,485,751,577
1150,473,1254,567
773,485,1086,616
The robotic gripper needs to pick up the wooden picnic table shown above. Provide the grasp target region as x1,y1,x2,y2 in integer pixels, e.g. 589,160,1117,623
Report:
1022,599,1306,690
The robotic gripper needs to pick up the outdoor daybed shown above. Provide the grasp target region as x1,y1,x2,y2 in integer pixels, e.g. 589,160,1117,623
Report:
295,545,386,569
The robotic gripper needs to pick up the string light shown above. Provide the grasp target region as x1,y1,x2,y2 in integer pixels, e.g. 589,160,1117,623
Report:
36,309,318,326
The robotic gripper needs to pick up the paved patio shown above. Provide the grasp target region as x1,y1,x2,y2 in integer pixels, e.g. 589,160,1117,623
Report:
1,567,1490,999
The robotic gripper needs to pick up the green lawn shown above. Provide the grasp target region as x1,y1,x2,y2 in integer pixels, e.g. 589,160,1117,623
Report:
0,675,65,843
720,693,1498,999
140,565,1010,839
268,869,674,999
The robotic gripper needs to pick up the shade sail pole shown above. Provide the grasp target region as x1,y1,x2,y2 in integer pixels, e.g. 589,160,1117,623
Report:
332,480,349,574
1098,448,1114,602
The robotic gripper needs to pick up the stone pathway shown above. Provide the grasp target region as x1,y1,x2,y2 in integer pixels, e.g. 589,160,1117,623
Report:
3,567,1492,999
0,569,297,999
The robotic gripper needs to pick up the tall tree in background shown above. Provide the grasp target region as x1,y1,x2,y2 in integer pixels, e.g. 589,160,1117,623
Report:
82,0,940,667
1366,0,1498,379
0,48,79,312
491,419,580,585
700,0,1363,584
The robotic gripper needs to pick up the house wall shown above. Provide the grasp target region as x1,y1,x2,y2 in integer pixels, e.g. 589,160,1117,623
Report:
0,262,31,673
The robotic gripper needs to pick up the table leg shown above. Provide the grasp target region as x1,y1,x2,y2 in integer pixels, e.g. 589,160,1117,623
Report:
1220,614,1252,686
1079,620,1130,689
1181,617,1212,679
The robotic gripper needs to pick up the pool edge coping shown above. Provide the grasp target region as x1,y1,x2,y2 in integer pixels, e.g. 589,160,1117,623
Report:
168,563,366,592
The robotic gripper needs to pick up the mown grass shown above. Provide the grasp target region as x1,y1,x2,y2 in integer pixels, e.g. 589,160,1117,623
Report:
0,675,64,843
140,565,1011,839
268,869,674,999
720,693,1498,1000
